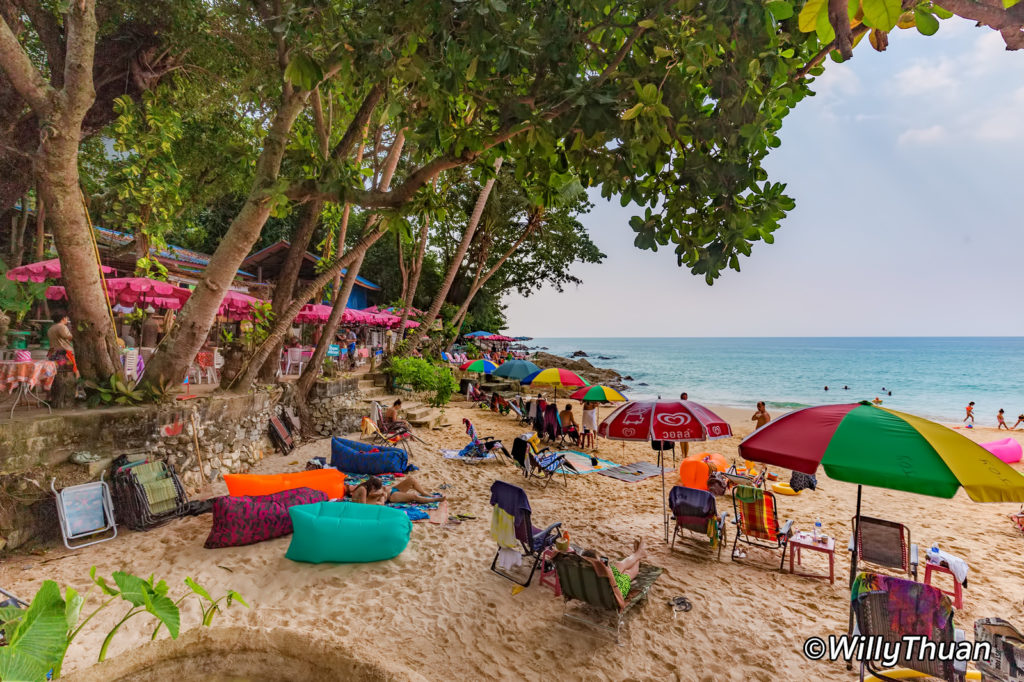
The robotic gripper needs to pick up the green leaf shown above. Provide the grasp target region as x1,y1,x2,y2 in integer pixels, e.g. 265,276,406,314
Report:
465,57,478,81
64,587,84,630
637,19,656,28
226,591,249,609
932,4,954,17
914,9,939,34
798,0,826,32
815,6,835,41
861,0,901,30
766,1,794,20
653,46,674,59
283,53,324,91
0,581,69,682
147,593,181,639
91,566,120,596
779,48,795,58
113,571,150,608
1003,0,1021,7
621,103,644,120
184,577,212,602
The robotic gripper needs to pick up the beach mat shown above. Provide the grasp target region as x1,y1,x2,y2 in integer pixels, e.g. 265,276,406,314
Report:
556,451,618,475
598,461,666,482
441,449,496,462
387,499,442,522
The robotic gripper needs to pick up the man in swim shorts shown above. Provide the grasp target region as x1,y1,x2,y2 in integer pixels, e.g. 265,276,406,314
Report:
751,401,771,429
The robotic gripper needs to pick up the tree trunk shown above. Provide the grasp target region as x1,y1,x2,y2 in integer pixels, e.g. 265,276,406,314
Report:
257,199,323,381
141,93,308,388
230,224,388,390
9,195,28,266
396,229,408,304
33,190,45,261
414,158,502,347
397,216,430,331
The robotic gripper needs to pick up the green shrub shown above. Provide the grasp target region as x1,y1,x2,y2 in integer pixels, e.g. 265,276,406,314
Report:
385,357,458,407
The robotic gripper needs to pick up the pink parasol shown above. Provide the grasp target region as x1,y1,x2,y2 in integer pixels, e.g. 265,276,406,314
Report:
7,258,113,283
598,400,733,541
218,291,265,321
295,303,332,324
46,278,191,311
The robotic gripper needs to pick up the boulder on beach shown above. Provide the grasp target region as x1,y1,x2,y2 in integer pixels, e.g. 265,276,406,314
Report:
531,351,623,387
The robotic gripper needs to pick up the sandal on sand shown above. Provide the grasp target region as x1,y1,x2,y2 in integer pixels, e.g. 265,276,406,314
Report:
668,596,692,612
456,513,476,520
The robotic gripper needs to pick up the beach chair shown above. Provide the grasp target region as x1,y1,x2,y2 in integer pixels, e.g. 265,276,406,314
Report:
510,433,572,487
669,485,729,560
372,401,425,445
110,458,190,531
123,347,140,382
360,416,411,454
975,618,1024,682
454,418,509,461
51,473,117,549
489,481,563,587
850,515,919,581
553,551,663,643
851,571,967,682
730,485,793,569
722,461,766,490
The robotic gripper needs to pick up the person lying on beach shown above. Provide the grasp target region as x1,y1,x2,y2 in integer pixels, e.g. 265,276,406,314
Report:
998,409,1009,430
580,538,647,598
348,475,444,505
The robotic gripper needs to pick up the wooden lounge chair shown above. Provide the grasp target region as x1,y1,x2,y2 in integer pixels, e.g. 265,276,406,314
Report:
730,485,793,569
553,552,663,643
850,515,919,581
852,571,966,681
669,485,729,560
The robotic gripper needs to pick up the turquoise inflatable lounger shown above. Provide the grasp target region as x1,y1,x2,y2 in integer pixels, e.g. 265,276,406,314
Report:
286,501,412,563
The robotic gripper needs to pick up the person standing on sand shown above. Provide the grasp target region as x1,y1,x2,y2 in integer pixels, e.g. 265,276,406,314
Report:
964,402,975,423
998,409,1009,430
751,402,771,430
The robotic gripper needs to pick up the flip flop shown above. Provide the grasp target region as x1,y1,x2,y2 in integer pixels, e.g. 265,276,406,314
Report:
667,596,692,612
456,513,476,520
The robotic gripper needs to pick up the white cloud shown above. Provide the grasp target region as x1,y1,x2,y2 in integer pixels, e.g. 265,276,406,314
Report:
813,64,862,99
890,60,956,96
965,31,1008,76
897,124,947,146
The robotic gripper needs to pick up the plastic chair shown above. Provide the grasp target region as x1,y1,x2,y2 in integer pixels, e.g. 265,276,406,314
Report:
51,473,117,549
123,347,140,382
208,347,223,383
284,347,306,375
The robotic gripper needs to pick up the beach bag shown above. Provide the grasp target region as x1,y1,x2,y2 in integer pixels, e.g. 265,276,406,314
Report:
707,471,728,497
789,471,818,492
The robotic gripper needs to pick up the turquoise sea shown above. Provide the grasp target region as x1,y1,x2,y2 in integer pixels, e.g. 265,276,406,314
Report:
527,337,1024,424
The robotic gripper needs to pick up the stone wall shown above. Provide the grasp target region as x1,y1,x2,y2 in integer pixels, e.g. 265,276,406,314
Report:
307,377,365,437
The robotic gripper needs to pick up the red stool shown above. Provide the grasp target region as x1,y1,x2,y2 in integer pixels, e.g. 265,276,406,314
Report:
924,562,963,609
538,548,561,596
579,430,595,450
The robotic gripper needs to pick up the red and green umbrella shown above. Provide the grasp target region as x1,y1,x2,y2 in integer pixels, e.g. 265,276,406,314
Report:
738,401,1024,501
569,385,628,402
460,359,497,374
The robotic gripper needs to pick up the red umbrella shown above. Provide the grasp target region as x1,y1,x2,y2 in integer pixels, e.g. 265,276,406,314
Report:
6,258,114,283
46,278,191,311
599,399,733,541
218,291,265,321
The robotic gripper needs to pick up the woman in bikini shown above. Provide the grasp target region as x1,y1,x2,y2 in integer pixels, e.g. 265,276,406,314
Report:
348,475,444,505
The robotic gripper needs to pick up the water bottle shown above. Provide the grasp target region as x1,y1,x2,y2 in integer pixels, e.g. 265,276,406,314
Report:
930,543,940,564
814,519,822,541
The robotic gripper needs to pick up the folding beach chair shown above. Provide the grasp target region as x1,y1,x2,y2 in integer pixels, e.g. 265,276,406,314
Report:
510,433,572,487
489,481,562,587
458,418,510,461
669,486,729,560
722,461,766,490
849,515,919,582
361,416,411,454
851,571,966,681
975,618,1024,682
51,473,117,549
110,458,190,531
373,401,426,445
730,485,793,569
553,552,663,643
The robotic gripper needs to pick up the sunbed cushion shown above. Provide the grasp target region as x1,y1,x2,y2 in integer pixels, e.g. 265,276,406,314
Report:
204,487,327,549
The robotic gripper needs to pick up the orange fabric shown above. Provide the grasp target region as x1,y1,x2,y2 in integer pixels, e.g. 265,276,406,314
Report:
685,452,728,472
224,469,348,499
678,459,710,490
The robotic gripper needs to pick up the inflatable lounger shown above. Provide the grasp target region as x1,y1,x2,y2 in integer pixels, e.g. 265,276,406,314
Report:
286,501,412,563
330,437,412,475
224,469,348,500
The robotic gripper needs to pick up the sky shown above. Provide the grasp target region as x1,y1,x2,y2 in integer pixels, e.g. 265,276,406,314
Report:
504,20,1024,338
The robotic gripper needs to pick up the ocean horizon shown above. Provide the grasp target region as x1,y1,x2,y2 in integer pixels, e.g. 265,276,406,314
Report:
525,337,1024,424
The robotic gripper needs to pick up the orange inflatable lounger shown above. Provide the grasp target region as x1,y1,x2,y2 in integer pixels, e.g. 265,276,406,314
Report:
224,469,348,500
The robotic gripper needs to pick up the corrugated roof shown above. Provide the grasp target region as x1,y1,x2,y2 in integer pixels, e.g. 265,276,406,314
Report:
243,240,380,291
95,226,255,278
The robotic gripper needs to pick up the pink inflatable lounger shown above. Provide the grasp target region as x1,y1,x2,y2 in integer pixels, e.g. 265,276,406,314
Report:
982,437,1023,464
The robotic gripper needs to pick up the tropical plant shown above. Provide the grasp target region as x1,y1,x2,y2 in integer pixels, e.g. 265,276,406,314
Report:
241,302,274,351
82,376,146,407
0,568,246,680
384,356,458,407
219,327,235,346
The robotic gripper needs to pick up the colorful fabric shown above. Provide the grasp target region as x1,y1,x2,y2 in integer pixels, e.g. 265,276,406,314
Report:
736,488,777,541
852,572,952,636
491,506,519,549
386,500,441,521
0,359,58,391
204,487,327,549
611,566,631,597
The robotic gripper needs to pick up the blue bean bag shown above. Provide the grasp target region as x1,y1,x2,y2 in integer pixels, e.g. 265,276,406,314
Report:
330,437,412,475
285,501,412,563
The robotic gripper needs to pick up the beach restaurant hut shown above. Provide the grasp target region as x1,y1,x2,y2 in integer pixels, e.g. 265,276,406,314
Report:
242,240,381,310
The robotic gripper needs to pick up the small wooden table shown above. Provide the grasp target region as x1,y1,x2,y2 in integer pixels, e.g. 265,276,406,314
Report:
789,532,836,584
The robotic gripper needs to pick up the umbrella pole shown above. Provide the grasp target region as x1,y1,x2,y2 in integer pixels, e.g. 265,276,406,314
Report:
662,444,671,543
846,484,862,667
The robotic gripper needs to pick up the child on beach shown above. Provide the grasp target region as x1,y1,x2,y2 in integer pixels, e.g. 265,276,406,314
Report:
998,409,1009,430
964,402,975,423
1014,415,1024,430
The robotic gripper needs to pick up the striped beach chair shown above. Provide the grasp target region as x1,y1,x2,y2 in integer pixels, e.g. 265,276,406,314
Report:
730,485,793,569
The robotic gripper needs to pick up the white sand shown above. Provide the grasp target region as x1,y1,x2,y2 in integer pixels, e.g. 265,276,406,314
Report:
8,402,1024,680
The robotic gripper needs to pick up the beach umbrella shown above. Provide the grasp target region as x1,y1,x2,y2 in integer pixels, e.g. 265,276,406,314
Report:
738,401,1024,597
46,278,191,311
492,359,541,382
569,385,628,402
520,367,589,388
460,359,497,374
465,330,493,338
598,399,734,541
6,258,113,282
217,291,265,321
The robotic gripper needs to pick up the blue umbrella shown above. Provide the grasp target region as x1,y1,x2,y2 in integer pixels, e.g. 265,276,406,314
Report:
492,359,541,382
465,330,494,338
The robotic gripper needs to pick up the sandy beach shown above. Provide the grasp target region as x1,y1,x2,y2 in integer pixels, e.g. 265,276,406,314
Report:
7,401,1024,681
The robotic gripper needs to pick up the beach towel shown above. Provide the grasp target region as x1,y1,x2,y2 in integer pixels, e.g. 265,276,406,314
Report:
853,572,951,637
387,500,442,522
598,462,666,483
927,550,969,586
441,448,496,462
556,451,617,474
735,487,777,541
670,485,720,547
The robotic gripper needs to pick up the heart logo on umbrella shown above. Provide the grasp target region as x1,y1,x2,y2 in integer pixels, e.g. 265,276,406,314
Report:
710,426,722,436
621,427,636,437
657,413,691,426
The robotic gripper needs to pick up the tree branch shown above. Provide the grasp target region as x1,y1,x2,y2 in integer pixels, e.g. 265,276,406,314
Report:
0,13,54,115
793,24,869,80
62,0,98,118
933,0,1024,48
14,0,65,86
327,82,385,164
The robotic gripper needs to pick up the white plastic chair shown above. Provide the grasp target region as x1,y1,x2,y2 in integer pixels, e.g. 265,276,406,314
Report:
208,347,223,383
123,348,140,382
284,347,305,375
187,362,204,384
